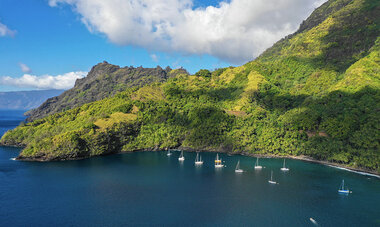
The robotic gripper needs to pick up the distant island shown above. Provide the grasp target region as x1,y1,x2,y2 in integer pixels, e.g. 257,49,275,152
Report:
1,0,379,174
0,89,64,110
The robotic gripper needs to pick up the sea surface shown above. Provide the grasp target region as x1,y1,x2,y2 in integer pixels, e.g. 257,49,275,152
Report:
0,110,379,226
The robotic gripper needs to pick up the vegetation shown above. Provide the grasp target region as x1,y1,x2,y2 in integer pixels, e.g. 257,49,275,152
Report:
25,62,188,121
1,0,379,172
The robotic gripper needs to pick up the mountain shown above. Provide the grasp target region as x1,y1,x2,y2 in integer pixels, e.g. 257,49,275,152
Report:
0,89,64,110
25,62,188,121
1,0,379,173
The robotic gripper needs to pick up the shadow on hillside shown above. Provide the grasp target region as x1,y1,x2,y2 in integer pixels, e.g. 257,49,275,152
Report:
320,0,379,72
165,83,245,103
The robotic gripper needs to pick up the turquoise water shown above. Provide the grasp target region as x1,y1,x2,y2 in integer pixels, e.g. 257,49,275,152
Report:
0,110,379,226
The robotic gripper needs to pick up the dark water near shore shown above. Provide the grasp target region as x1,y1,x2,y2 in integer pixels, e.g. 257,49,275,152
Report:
0,110,379,226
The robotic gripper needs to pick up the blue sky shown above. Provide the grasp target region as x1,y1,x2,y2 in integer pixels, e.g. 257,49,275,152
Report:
0,0,324,91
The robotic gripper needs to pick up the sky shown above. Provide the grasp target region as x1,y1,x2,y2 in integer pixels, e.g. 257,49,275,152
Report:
0,0,326,92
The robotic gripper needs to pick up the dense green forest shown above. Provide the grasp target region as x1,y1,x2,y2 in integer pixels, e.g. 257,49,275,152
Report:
1,0,379,172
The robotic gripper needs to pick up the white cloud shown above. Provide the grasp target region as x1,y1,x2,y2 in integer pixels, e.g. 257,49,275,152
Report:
313,0,327,8
0,71,87,90
19,63,32,73
150,54,159,62
0,21,16,37
49,0,326,64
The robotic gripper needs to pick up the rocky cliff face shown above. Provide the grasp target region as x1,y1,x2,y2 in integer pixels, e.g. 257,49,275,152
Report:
26,62,188,121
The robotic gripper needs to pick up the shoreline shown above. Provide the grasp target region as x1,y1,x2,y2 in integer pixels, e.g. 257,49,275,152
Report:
124,147,380,178
3,144,379,178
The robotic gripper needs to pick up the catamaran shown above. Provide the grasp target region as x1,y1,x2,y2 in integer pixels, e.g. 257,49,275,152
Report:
215,153,224,168
280,159,289,171
195,152,203,165
167,150,172,156
254,157,262,169
235,160,244,173
338,180,351,194
178,151,185,161
268,170,277,184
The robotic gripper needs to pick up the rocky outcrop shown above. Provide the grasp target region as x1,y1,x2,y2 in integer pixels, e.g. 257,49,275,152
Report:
26,62,188,121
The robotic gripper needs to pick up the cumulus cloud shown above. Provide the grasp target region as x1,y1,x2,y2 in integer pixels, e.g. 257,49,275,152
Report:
313,0,327,8
0,71,87,90
19,63,32,73
150,54,159,62
49,0,326,64
0,21,16,37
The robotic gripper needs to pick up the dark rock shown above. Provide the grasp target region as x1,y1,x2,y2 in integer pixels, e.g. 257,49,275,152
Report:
26,62,189,121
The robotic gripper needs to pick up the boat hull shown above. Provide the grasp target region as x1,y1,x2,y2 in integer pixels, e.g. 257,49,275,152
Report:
338,190,350,194
281,168,289,171
235,169,244,173
268,180,277,184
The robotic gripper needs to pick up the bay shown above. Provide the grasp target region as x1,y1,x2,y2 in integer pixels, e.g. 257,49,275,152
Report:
0,110,379,226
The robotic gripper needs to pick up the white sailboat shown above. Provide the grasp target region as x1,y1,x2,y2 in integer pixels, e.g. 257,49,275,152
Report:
254,157,262,169
235,160,244,173
215,153,224,168
178,151,185,161
268,170,277,184
280,159,289,171
195,152,203,165
338,180,351,194
167,150,172,156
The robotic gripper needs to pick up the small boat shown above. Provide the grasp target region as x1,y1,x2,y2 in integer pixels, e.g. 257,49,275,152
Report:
309,218,318,226
280,159,289,171
338,180,351,194
268,170,277,184
178,151,185,161
254,157,262,169
235,160,244,173
195,152,203,165
167,150,172,156
215,153,224,168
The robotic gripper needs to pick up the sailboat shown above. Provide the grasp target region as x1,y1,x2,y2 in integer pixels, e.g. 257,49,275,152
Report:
235,160,244,173
280,159,289,171
178,151,185,161
215,153,224,168
254,157,262,169
338,180,351,194
268,170,277,184
195,152,203,165
167,150,172,156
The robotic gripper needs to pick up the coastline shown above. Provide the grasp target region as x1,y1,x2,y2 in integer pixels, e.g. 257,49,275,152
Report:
3,143,379,178
176,148,380,178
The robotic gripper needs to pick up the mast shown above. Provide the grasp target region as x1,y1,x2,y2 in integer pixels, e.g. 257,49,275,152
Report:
283,159,286,168
271,171,273,181
236,160,240,170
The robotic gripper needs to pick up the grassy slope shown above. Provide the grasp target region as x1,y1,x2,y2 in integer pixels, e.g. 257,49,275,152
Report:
1,0,379,171
25,62,187,121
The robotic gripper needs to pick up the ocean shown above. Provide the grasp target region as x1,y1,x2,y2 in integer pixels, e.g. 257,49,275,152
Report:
0,110,379,226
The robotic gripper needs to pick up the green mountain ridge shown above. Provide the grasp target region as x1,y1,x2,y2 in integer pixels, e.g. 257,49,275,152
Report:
1,0,379,172
25,62,188,121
